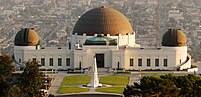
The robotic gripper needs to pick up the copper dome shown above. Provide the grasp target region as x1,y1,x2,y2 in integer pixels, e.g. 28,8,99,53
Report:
162,29,187,47
73,6,133,36
14,28,40,46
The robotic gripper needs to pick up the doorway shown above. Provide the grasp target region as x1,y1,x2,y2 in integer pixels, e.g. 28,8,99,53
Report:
95,54,104,68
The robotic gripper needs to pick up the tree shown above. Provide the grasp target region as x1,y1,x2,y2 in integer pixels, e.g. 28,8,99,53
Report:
193,80,201,96
124,74,201,97
175,75,193,96
7,85,21,97
20,60,44,97
0,55,46,97
140,76,179,97
0,55,14,82
173,74,201,97
123,83,142,97
124,75,181,97
158,79,180,97
0,54,14,97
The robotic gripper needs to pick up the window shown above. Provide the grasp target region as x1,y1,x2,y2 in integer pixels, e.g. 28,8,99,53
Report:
69,43,71,49
66,58,70,66
130,58,134,66
49,58,53,66
155,59,159,67
19,59,21,63
79,61,82,69
164,59,168,67
147,59,151,67
41,58,45,66
58,58,62,66
33,58,36,61
117,62,120,69
138,58,142,67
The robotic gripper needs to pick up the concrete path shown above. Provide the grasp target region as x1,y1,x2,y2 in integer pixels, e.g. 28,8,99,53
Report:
48,74,66,95
129,72,141,85
89,88,96,92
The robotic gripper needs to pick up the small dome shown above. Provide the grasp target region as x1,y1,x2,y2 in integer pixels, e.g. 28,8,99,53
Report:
162,29,187,47
84,34,117,45
73,6,133,36
14,28,40,46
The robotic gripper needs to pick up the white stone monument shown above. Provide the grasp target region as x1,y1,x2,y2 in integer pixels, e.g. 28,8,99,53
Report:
87,55,102,87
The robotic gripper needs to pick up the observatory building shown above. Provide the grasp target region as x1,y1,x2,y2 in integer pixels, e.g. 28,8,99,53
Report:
14,6,191,70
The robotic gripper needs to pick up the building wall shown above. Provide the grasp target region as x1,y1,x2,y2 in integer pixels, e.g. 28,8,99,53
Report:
112,46,189,70
14,45,190,71
14,46,38,64
112,49,125,69
73,46,115,68
14,46,73,70
71,34,137,50
123,48,176,70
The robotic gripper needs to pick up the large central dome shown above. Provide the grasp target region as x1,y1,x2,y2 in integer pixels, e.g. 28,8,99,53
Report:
73,6,133,36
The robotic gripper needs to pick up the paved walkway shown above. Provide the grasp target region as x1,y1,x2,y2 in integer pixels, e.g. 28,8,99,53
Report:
129,72,140,85
89,88,96,92
48,73,67,95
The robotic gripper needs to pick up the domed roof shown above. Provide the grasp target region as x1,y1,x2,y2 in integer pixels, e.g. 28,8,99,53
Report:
73,6,133,36
84,34,117,45
162,29,187,47
14,28,40,46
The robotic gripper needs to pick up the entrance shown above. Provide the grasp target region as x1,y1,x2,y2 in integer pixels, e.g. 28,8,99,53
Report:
96,54,104,68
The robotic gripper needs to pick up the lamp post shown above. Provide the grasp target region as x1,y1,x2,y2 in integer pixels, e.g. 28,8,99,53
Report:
139,69,141,83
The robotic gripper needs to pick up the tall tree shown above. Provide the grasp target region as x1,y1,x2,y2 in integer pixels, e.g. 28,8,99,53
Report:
20,60,44,97
0,54,14,97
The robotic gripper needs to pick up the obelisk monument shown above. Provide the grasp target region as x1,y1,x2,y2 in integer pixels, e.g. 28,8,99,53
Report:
87,55,102,87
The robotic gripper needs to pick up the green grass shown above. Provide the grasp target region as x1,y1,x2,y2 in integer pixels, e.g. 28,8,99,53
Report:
97,75,129,94
100,75,129,85
96,87,124,94
57,87,89,94
61,75,91,86
57,75,91,94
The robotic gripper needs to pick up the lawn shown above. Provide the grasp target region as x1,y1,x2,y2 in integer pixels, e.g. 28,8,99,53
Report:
57,87,89,94
99,75,129,85
96,87,124,94
61,75,91,86
97,75,129,94
57,75,91,94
